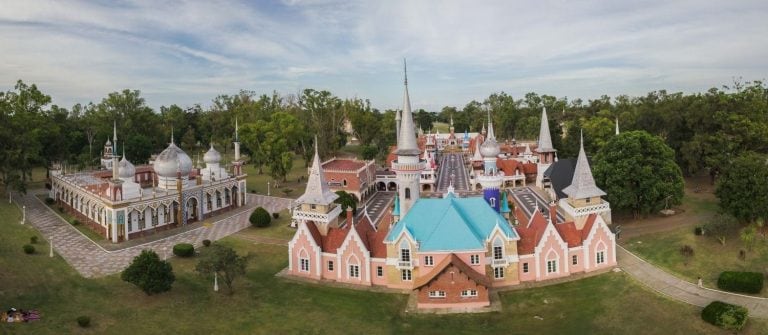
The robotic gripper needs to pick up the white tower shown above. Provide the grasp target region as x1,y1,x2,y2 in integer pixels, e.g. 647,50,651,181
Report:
391,60,424,218
535,107,556,188
292,136,341,234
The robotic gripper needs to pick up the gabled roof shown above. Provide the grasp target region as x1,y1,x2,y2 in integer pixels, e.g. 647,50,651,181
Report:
322,227,349,253
543,158,576,199
515,209,549,254
414,254,491,288
562,132,606,199
296,138,339,206
385,197,518,252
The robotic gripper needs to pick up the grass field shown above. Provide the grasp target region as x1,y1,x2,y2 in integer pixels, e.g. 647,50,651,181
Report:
2,201,766,334
243,155,307,198
625,225,768,296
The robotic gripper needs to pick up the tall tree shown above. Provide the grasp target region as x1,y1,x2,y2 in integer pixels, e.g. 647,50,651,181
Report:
196,244,249,294
593,130,684,218
715,152,768,222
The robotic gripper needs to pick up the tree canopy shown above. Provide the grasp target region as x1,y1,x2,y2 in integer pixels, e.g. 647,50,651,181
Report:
121,250,175,295
715,152,768,222
195,244,249,294
593,130,684,218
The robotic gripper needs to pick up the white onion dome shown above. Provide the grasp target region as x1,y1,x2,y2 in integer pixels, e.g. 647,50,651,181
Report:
480,138,500,158
153,142,193,178
203,144,221,164
118,156,136,178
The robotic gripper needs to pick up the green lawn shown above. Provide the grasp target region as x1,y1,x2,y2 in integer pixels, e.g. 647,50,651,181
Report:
625,225,768,296
244,155,307,198
2,200,767,334
235,209,295,241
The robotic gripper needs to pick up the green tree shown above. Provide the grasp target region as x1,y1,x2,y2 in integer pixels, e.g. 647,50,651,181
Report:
249,207,271,227
593,131,684,218
334,190,358,215
121,250,175,295
195,244,249,294
704,213,738,245
715,152,768,222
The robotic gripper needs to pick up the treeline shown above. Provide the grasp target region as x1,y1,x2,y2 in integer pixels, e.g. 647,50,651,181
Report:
1,79,766,192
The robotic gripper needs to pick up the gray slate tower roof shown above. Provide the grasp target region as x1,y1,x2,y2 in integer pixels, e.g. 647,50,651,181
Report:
296,137,339,206
537,107,556,153
562,131,606,199
396,59,421,156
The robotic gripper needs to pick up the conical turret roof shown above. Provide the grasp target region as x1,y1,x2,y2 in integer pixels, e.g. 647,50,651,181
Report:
396,59,421,156
296,137,339,206
562,131,606,199
537,107,556,153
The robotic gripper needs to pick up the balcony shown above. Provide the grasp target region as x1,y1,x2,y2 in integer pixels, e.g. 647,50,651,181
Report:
396,260,413,269
491,258,508,267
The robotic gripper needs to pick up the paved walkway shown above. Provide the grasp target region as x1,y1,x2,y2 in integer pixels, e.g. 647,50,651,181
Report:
618,246,768,318
12,192,292,278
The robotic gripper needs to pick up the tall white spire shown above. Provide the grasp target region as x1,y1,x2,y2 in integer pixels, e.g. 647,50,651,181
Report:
537,107,555,152
113,120,117,144
235,118,239,142
170,126,175,145
396,59,420,156
486,108,495,141
615,117,620,135
562,130,605,199
296,136,338,206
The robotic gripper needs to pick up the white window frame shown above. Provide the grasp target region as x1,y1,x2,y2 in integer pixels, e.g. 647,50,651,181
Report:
493,238,504,260
401,269,412,281
300,258,310,272
428,290,446,299
376,266,383,277
494,267,505,279
523,262,529,273
399,240,411,262
547,260,558,274
349,264,360,278
596,251,605,265
470,254,480,265
327,260,334,272
461,289,478,297
424,255,434,266
572,255,578,266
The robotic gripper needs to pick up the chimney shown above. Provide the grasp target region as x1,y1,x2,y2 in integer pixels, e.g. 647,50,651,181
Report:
549,201,558,224
346,207,354,226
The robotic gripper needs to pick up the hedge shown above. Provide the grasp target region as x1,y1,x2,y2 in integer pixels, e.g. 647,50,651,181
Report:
250,207,271,227
717,271,764,294
172,243,195,257
701,301,748,330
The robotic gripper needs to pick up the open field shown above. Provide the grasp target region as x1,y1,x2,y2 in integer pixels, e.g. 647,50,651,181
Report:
2,200,766,334
243,154,307,198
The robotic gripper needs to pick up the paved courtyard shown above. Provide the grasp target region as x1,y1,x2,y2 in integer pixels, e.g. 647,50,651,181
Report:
436,152,470,192
12,191,292,278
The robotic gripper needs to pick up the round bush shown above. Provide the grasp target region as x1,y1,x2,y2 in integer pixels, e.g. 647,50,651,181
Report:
30,236,38,244
701,301,748,331
173,243,195,257
250,207,271,228
45,197,55,205
202,239,211,247
23,244,35,254
76,316,91,327
694,226,704,236
272,212,280,219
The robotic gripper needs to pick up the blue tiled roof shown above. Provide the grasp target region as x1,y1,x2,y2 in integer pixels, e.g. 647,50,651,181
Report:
385,196,518,251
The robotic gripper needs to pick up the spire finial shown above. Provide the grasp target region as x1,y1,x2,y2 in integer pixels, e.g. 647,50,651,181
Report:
171,126,175,145
113,120,117,142
235,118,239,141
615,117,620,135
580,128,584,150
122,145,125,159
403,58,408,86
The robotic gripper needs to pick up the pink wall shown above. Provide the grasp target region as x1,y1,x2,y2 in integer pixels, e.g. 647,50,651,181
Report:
518,256,536,282
370,259,387,286
337,234,370,285
289,229,321,280
536,230,569,281
417,252,487,275
585,222,616,271
568,249,584,273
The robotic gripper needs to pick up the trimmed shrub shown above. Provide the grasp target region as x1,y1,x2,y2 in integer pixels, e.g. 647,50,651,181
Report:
23,244,35,254
249,207,271,228
173,243,195,257
679,245,694,265
45,197,55,205
717,271,764,294
202,239,211,247
701,301,748,331
76,316,91,328
272,212,280,219
30,236,38,244
694,226,704,235
71,219,80,226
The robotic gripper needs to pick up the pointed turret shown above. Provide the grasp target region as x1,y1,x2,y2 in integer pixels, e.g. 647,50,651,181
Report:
296,136,339,206
537,107,555,153
391,59,424,218
500,191,511,219
392,195,400,222
396,60,420,156
562,130,606,199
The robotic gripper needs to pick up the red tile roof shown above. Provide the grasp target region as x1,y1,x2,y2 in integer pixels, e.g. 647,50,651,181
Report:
321,226,350,253
323,158,367,171
555,222,582,248
305,221,323,247
516,209,549,254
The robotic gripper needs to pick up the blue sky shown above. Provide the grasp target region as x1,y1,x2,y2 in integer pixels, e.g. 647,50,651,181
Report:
1,0,766,111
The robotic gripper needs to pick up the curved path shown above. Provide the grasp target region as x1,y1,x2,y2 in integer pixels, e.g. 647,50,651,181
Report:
618,246,768,318
11,192,291,278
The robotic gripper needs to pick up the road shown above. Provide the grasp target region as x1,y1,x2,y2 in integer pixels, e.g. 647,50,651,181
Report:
508,187,565,223
436,152,470,193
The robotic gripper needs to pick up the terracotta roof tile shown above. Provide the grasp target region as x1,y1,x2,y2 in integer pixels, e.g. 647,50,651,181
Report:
415,254,490,288
555,222,582,248
321,226,349,253
323,158,367,171
305,221,323,246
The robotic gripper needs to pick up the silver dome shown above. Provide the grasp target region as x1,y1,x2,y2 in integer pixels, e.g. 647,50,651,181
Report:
118,156,136,179
480,138,500,158
203,144,221,164
153,143,193,178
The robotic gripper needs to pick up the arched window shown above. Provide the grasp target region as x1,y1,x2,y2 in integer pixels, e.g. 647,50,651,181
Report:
299,249,310,272
596,241,606,265
348,255,360,279
399,240,410,262
216,191,222,208
493,238,504,260
342,179,347,187
546,250,559,274
405,188,411,199
490,197,496,208
225,189,231,206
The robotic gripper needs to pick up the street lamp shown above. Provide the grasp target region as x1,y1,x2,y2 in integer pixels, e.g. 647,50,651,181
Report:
267,181,271,196
214,272,219,292
21,205,26,225
49,237,54,258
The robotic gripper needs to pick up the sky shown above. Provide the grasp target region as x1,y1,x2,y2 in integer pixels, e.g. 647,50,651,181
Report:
1,0,767,111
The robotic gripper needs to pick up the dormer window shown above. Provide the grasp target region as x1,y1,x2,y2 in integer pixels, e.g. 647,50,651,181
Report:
399,240,410,262
493,238,504,260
